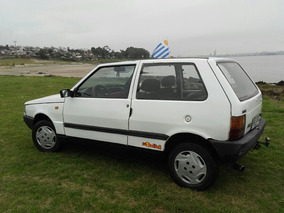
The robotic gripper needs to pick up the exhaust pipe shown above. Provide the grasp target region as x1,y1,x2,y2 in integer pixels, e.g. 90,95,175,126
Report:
232,163,245,172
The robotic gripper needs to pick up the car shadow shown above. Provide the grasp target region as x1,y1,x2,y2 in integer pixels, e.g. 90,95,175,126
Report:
62,137,169,171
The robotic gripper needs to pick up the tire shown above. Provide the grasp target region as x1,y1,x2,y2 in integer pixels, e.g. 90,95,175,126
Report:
32,120,61,152
168,143,218,191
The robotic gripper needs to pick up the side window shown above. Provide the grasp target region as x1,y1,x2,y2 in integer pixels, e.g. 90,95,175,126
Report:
182,65,207,101
137,64,179,100
76,65,135,98
137,63,207,101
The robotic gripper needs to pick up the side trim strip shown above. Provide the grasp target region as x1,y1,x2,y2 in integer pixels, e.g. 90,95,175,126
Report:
64,123,128,135
128,130,168,140
64,123,169,140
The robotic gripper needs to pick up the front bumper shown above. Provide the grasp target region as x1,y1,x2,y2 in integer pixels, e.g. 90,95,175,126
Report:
23,115,34,130
209,118,266,162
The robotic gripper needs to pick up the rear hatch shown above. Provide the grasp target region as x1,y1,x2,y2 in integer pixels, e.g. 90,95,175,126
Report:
209,59,262,139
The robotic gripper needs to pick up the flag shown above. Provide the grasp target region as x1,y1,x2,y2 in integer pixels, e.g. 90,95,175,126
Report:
152,40,170,59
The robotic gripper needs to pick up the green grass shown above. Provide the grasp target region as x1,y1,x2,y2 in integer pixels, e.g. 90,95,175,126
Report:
0,76,283,212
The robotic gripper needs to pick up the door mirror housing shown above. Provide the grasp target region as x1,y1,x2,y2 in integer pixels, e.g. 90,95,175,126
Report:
60,89,74,98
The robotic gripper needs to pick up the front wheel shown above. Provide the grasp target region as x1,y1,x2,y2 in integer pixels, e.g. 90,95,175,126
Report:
32,120,61,152
168,143,218,191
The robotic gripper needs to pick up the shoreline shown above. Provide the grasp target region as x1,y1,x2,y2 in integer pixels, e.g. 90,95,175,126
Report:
0,63,95,78
0,62,283,84
1,62,283,99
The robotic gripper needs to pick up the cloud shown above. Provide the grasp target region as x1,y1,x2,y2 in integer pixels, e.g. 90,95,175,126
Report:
1,0,284,55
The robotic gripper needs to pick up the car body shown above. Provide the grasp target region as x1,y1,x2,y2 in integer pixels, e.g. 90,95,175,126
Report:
24,58,266,190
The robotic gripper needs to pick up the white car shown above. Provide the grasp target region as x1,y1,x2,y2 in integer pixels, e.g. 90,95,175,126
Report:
24,58,267,190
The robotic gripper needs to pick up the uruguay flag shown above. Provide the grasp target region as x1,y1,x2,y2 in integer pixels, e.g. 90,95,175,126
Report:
152,40,170,59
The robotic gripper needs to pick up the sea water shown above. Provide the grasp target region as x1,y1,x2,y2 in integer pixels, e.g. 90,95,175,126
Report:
232,55,284,83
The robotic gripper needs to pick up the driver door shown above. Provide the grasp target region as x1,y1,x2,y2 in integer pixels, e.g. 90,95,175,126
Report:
63,64,136,145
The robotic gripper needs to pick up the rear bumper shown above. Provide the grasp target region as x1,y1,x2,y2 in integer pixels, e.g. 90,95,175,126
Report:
209,118,266,162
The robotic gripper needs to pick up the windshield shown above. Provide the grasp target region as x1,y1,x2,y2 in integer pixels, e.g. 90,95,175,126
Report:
218,62,259,101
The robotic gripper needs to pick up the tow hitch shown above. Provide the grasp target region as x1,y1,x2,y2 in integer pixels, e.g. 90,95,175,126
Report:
233,137,270,172
254,137,270,150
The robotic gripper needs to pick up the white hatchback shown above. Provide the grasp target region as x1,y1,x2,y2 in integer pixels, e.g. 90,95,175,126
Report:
24,58,267,190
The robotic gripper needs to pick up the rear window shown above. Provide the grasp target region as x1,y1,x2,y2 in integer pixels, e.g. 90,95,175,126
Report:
218,62,258,101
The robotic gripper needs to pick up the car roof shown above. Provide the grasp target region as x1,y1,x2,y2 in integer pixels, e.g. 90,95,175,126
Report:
96,57,237,67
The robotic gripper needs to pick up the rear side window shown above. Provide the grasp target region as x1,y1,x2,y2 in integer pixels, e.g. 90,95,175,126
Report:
218,62,258,101
137,63,207,101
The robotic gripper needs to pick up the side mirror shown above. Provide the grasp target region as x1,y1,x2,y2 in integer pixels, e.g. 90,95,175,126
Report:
60,89,73,98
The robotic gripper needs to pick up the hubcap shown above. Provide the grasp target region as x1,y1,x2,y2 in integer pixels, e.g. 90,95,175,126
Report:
174,150,207,184
35,126,56,149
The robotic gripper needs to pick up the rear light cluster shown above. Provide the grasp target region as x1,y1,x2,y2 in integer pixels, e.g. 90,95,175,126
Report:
229,115,246,141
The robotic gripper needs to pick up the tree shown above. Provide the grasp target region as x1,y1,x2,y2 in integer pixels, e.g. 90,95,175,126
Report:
124,47,150,59
277,80,284,86
91,46,112,59
91,46,150,60
38,48,49,59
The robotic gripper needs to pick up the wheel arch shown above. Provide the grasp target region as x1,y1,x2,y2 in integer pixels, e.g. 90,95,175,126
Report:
33,113,53,126
164,133,219,161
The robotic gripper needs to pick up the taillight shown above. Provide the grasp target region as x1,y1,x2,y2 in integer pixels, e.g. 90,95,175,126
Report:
229,115,246,141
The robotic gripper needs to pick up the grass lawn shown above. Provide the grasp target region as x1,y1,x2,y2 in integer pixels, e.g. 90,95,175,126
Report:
0,76,283,212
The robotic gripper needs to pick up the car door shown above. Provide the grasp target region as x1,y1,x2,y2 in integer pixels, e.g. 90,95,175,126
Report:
128,62,211,151
63,64,136,145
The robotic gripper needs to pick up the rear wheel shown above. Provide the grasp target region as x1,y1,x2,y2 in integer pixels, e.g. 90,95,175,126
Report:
168,143,218,191
32,120,61,152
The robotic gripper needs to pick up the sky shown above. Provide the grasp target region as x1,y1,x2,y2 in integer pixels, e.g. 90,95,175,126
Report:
1,0,284,56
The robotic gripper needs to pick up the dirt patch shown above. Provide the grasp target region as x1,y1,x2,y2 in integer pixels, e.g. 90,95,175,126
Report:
0,63,96,78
